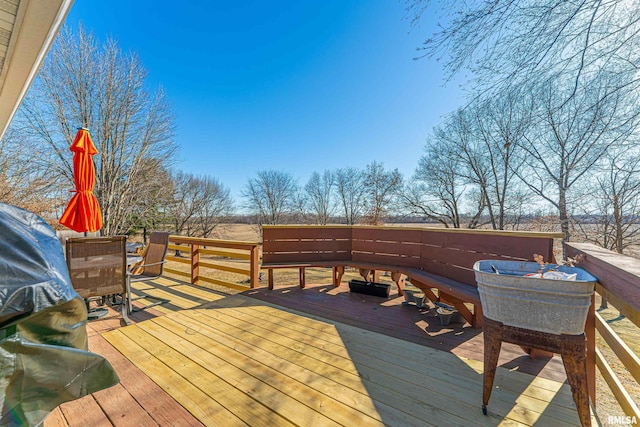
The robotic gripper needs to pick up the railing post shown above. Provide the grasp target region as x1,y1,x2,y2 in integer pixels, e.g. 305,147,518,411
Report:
586,293,596,405
249,244,259,288
191,244,199,285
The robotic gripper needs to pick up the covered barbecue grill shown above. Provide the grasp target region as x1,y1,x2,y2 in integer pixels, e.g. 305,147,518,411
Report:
0,203,118,426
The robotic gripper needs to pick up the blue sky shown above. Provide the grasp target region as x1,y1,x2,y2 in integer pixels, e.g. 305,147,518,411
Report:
65,1,465,200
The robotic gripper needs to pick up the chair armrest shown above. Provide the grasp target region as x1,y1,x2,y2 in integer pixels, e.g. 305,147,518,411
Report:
135,260,166,268
128,260,166,276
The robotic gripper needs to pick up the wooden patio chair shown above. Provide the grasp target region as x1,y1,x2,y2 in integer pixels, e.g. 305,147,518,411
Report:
127,231,171,313
65,235,131,325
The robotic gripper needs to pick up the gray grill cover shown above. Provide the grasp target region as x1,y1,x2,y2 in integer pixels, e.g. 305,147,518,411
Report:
0,203,118,426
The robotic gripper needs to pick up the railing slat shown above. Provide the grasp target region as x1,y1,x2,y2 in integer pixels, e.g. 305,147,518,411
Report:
596,347,640,420
596,312,640,385
199,248,252,260
166,255,190,265
198,261,251,276
169,235,259,250
596,283,640,329
168,243,191,253
163,267,190,278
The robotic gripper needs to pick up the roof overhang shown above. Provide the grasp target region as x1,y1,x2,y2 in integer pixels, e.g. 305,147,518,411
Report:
0,0,74,139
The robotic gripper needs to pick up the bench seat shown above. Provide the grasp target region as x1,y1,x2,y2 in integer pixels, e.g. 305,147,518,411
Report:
262,260,350,289
405,269,481,305
262,260,484,326
347,261,406,274
341,263,482,326
261,261,350,269
405,268,482,327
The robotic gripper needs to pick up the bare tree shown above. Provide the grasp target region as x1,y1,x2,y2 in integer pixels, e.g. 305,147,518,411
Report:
14,25,177,235
305,170,335,225
363,161,402,225
408,1,640,245
167,172,199,237
0,128,65,220
514,75,640,242
242,170,298,225
167,171,233,237
432,109,491,228
128,158,174,242
471,92,532,229
191,177,234,238
291,189,311,224
402,138,465,227
574,146,640,254
333,167,366,225
404,92,531,230
410,0,640,102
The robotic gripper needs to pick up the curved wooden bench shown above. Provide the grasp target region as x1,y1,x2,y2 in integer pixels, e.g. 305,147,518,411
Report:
261,225,562,328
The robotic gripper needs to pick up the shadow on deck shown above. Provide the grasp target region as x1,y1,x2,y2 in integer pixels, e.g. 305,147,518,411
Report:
45,276,597,426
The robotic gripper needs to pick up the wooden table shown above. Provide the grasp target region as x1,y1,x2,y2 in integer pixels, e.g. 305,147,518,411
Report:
126,254,143,268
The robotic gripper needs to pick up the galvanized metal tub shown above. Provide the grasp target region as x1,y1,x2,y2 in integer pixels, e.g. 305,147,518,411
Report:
473,260,597,335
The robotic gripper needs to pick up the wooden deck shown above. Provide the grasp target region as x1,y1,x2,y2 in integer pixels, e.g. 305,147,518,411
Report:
44,276,597,426
244,281,570,384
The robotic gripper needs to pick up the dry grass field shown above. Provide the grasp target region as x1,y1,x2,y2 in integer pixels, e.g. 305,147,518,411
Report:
160,222,639,422
207,223,262,242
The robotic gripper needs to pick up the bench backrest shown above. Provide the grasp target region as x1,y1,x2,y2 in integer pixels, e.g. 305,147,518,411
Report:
262,225,559,286
262,226,352,264
351,227,422,268
419,228,556,285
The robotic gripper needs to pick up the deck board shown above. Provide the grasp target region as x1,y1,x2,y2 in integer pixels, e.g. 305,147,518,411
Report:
91,382,158,427
57,394,111,427
106,329,248,426
158,313,402,424
89,334,203,427
139,319,349,427
43,408,67,427
103,292,592,426
44,277,596,426
242,301,579,405
154,311,415,426
244,282,568,383
209,298,583,426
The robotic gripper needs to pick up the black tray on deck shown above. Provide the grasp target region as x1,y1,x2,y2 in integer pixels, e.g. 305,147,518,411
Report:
348,279,390,298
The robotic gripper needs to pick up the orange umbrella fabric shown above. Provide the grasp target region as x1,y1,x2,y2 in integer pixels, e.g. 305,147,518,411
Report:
59,128,103,233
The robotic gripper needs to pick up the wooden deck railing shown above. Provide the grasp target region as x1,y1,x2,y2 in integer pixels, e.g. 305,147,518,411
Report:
165,235,260,291
565,242,640,420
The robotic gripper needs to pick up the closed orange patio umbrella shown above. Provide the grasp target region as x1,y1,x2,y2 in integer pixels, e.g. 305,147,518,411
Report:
60,128,103,233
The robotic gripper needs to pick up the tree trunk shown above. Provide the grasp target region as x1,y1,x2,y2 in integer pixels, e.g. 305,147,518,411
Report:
613,195,624,254
558,188,570,258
